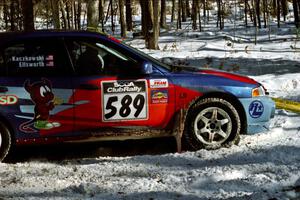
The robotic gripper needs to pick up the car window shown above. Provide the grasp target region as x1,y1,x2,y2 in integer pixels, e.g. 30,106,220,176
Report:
1,38,72,76
65,38,139,76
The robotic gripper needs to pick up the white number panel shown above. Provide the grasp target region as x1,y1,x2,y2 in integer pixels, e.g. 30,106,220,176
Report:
102,80,148,121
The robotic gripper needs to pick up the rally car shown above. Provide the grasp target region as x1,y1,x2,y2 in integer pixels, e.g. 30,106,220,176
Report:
0,31,275,161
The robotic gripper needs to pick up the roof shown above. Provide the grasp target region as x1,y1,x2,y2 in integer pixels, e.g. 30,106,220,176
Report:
0,30,107,45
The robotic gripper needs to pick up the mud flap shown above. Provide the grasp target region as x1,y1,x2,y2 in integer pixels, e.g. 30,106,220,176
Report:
173,109,185,153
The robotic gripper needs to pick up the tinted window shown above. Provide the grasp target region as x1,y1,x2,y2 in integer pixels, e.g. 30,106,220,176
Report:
65,38,139,76
1,38,72,76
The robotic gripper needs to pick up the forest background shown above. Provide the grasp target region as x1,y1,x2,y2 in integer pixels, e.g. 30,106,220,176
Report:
0,0,300,50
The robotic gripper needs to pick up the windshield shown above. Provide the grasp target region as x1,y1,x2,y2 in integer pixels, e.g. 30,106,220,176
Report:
120,41,172,71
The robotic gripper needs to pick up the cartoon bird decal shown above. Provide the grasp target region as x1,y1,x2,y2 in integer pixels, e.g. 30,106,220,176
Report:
19,78,61,133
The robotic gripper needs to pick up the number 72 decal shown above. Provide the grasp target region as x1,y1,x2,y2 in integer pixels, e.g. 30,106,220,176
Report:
101,80,148,121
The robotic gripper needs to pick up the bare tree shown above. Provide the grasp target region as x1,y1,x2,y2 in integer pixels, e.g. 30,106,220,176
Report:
245,0,248,27
98,0,104,30
192,0,198,30
3,0,9,30
148,0,160,49
160,0,167,28
119,0,126,37
281,0,287,21
178,0,182,29
293,0,299,28
140,0,150,36
65,1,72,29
59,0,67,29
77,0,82,29
255,0,261,28
21,0,34,31
182,0,187,22
217,0,223,30
50,0,60,29
10,0,18,31
277,0,280,27
186,0,191,17
87,0,99,29
110,0,115,33
263,0,267,28
125,0,133,31
171,0,175,22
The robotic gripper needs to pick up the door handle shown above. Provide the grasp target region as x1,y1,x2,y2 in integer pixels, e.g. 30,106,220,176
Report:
78,84,100,90
0,86,8,93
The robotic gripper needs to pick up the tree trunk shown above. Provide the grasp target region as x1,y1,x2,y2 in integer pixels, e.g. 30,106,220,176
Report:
217,0,222,29
16,0,22,30
140,0,152,37
192,0,197,30
10,1,16,31
51,0,60,29
99,0,104,31
126,0,133,31
272,0,276,16
160,0,167,27
60,0,67,29
251,0,257,27
177,0,182,29
171,0,175,22
87,0,99,29
148,0,154,26
277,0,280,27
203,0,206,17
245,0,248,26
221,1,224,29
71,1,76,29
281,0,287,21
110,0,115,33
262,0,267,28
293,0,299,28
198,0,201,31
119,0,126,37
182,0,187,22
21,0,34,31
3,0,9,30
186,0,191,17
46,0,50,28
148,0,160,49
206,0,209,21
66,2,71,29
77,0,82,29
255,0,261,28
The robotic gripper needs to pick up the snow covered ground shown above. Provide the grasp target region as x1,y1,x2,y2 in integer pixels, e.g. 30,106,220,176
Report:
1,19,300,200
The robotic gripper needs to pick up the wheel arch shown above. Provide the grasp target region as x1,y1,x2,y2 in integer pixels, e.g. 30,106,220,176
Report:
0,114,16,144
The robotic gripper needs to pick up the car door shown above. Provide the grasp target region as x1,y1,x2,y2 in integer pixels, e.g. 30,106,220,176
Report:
65,37,175,134
0,37,74,139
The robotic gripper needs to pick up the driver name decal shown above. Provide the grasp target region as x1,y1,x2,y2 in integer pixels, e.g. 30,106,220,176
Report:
102,80,148,121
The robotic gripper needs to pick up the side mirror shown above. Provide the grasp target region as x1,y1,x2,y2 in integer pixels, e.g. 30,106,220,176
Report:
141,62,153,74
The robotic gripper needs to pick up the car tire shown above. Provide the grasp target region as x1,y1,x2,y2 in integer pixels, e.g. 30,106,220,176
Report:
0,122,12,162
184,97,241,150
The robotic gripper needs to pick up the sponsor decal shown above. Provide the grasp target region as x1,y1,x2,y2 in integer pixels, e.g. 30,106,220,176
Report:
151,90,168,104
104,81,143,93
249,100,264,118
0,95,18,105
102,80,148,121
150,79,169,88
